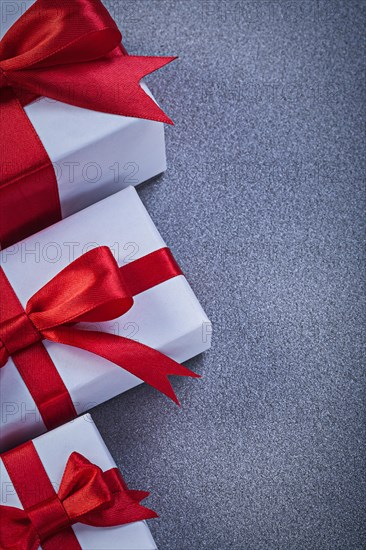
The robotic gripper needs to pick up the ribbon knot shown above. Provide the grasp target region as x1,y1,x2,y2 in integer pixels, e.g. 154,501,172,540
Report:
27,494,70,543
0,311,41,363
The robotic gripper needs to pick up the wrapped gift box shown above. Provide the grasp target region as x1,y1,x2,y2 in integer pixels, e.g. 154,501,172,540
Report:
0,187,212,450
0,0,169,247
0,415,158,549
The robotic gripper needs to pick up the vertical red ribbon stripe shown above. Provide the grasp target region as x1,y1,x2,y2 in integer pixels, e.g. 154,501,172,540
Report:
2,441,81,549
0,268,77,429
0,87,62,248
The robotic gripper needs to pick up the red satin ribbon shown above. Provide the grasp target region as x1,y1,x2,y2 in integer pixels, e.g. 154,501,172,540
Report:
0,0,175,248
1,442,157,550
0,247,199,429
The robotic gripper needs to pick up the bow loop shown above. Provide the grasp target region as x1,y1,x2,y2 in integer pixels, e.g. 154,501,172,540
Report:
0,505,39,550
59,453,112,519
27,247,134,332
0,0,121,72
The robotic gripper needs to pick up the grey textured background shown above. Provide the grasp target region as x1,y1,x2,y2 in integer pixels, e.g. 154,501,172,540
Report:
93,1,366,549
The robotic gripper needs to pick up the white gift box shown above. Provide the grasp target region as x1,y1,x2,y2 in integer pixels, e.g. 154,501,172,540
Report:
1,0,167,221
0,187,211,450
0,414,158,549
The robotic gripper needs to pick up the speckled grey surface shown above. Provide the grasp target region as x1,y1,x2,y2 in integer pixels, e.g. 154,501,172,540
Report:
92,1,366,549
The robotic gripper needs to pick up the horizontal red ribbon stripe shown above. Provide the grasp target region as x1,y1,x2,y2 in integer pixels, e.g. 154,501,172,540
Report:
120,247,183,296
2,441,80,549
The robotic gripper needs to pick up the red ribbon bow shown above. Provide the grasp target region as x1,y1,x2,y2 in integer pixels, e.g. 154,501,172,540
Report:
0,0,175,248
0,247,199,430
1,442,157,550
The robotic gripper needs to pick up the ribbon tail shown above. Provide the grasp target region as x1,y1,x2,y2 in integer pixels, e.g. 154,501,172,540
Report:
10,55,177,124
127,490,151,503
45,328,200,405
81,492,158,528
